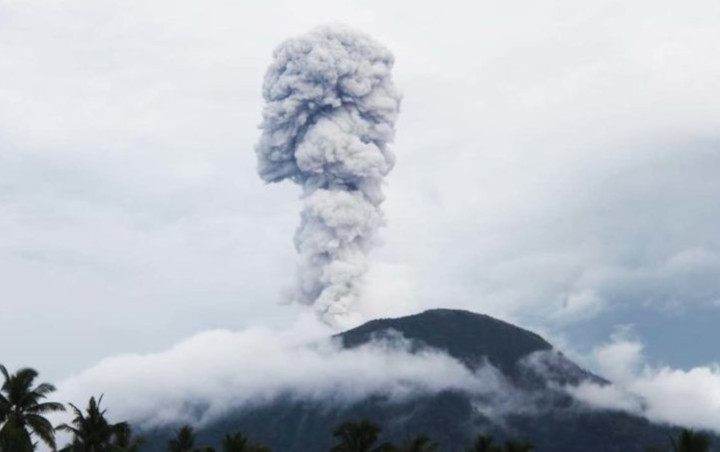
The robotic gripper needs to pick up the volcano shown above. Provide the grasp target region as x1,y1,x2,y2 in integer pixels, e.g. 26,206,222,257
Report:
140,309,697,451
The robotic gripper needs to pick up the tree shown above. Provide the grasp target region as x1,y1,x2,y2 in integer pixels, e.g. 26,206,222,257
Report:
57,395,128,452
391,434,439,452
168,425,198,452
222,431,271,452
110,423,144,452
670,429,711,452
164,425,219,452
467,435,500,452
0,364,65,451
331,419,390,452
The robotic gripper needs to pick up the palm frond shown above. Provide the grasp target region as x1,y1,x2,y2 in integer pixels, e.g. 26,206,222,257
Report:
28,401,65,414
26,413,57,449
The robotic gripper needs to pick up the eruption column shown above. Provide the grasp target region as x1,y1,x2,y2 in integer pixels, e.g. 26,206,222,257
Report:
255,25,402,325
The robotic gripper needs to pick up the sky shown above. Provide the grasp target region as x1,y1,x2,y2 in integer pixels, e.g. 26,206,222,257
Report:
1,0,720,431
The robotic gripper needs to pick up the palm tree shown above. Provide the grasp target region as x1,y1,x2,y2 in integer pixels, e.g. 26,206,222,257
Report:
391,434,439,452
167,425,197,452
467,435,500,452
0,364,65,451
57,395,128,451
331,419,389,452
165,425,221,452
670,429,711,452
110,423,144,452
222,431,271,452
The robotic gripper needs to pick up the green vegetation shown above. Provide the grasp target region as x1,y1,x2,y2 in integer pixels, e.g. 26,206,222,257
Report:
0,365,65,452
671,429,712,452
389,434,439,452
165,425,271,452
330,419,388,452
221,431,271,452
467,434,498,452
57,395,135,451
113,424,144,452
0,364,715,451
167,425,197,452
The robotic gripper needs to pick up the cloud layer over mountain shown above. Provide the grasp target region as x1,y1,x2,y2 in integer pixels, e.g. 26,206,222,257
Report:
52,318,503,429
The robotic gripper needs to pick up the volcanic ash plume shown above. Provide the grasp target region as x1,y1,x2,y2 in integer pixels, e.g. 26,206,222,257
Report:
255,25,402,325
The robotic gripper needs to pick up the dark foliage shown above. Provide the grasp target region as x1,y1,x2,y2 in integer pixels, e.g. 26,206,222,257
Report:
330,419,390,452
57,395,130,452
670,428,712,452
0,365,65,451
221,431,271,452
167,425,196,452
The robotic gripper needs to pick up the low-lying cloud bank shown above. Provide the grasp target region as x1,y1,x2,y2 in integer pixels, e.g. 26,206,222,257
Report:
53,317,720,441
54,317,500,429
568,333,720,432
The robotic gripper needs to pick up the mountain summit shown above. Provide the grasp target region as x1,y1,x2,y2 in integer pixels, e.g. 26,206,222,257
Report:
339,309,601,389
339,309,552,373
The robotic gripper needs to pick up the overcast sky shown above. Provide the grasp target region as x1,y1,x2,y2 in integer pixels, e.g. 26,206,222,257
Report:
2,0,720,402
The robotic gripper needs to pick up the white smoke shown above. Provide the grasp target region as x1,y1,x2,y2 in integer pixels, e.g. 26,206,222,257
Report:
255,25,402,325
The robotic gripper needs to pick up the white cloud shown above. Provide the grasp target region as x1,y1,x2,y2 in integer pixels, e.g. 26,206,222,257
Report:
567,381,644,414
51,317,495,430
569,331,720,433
551,290,606,323
591,329,644,383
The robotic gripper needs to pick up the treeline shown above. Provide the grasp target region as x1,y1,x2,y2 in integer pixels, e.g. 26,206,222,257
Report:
159,419,530,452
0,364,713,452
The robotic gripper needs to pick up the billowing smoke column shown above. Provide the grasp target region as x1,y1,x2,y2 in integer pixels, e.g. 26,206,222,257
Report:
255,25,402,325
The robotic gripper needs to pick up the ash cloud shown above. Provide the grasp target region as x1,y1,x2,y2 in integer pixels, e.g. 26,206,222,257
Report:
255,25,402,325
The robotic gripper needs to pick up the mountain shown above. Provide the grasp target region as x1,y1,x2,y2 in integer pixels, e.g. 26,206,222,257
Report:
139,309,695,451
338,309,603,386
